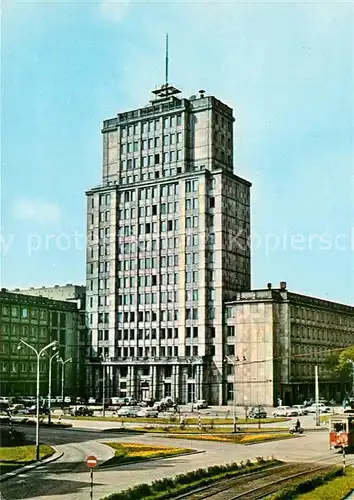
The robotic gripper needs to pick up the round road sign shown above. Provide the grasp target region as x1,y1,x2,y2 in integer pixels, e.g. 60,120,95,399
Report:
86,455,97,468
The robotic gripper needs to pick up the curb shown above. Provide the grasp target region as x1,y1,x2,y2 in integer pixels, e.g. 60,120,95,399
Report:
0,447,63,483
99,449,204,469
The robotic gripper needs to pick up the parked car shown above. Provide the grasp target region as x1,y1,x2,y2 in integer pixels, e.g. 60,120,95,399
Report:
69,406,94,417
249,406,267,419
9,404,26,415
272,406,299,417
117,406,140,418
88,397,96,404
0,396,9,405
0,410,10,424
142,399,155,408
25,405,49,415
136,408,159,418
162,397,175,407
152,399,174,411
195,400,208,410
303,399,315,407
307,403,330,414
125,397,138,406
292,405,308,416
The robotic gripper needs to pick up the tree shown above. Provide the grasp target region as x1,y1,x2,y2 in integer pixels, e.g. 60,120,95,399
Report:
324,346,354,397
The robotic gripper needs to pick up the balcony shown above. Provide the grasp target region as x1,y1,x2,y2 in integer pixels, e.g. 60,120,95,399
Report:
88,355,205,366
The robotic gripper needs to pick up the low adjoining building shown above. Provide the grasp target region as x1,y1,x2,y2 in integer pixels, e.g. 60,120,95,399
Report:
0,286,87,398
225,282,354,407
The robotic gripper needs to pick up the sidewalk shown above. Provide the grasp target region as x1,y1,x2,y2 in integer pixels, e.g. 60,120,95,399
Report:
0,447,63,483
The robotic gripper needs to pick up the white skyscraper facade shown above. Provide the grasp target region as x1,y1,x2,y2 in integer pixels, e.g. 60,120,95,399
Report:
86,84,251,404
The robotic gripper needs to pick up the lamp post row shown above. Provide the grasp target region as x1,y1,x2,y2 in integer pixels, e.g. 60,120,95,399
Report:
224,355,247,433
17,339,72,461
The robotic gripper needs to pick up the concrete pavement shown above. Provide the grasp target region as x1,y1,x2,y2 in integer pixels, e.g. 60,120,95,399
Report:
0,424,348,500
52,413,328,431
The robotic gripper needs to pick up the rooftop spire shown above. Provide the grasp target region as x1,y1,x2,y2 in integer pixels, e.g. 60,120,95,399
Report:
151,33,181,100
165,33,169,90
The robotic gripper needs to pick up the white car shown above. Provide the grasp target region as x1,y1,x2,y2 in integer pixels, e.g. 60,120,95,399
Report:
195,400,208,410
88,397,96,404
307,403,330,414
136,408,159,418
292,405,308,416
272,406,299,417
117,406,140,418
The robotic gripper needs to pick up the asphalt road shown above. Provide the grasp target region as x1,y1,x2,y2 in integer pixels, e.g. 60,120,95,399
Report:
0,424,349,500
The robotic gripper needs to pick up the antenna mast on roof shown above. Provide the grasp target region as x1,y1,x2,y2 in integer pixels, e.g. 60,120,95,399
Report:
165,33,169,93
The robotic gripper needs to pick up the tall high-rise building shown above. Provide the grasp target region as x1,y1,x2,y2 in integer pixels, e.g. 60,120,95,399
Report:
86,83,251,404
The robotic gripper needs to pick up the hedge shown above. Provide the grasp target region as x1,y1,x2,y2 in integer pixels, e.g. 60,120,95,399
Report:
269,467,343,499
101,457,279,500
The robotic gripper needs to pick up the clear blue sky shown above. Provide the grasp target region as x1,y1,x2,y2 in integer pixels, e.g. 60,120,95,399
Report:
2,0,354,304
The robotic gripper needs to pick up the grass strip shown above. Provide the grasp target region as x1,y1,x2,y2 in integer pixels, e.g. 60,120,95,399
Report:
292,467,354,499
101,457,280,500
0,445,55,475
268,467,343,499
131,426,289,434
58,415,288,425
156,432,293,444
102,442,193,467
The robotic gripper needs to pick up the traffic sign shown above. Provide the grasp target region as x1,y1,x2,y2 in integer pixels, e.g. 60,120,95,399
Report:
86,455,97,468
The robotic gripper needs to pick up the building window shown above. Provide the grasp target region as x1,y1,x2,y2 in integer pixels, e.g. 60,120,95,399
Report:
227,325,235,336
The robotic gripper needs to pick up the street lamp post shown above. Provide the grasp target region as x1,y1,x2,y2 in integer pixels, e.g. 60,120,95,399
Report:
99,355,106,418
225,355,246,433
58,357,72,407
47,351,59,425
17,339,58,461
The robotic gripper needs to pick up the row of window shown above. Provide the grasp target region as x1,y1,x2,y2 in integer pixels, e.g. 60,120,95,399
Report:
1,325,48,337
0,362,47,373
120,133,183,154
93,178,203,209
108,345,199,359
292,306,354,326
119,115,182,137
119,167,183,184
2,306,48,321
112,345,186,359
120,150,183,168
115,326,180,341
117,293,179,307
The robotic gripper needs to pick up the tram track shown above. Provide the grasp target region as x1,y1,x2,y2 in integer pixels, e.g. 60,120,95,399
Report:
174,452,354,500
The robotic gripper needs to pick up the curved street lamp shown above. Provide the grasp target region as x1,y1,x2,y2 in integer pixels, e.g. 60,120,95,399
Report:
57,357,72,408
17,339,59,461
47,351,59,424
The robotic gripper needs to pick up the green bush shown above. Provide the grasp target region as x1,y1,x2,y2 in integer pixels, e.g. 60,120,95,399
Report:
102,457,278,500
296,467,354,500
270,468,342,500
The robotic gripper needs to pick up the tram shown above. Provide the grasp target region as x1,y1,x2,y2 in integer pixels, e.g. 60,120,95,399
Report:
329,412,354,449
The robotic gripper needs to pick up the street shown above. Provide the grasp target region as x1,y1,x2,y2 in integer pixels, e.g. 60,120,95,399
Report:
0,422,348,500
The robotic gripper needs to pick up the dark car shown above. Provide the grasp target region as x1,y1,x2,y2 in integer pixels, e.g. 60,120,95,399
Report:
249,406,267,419
25,405,49,415
69,406,94,417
